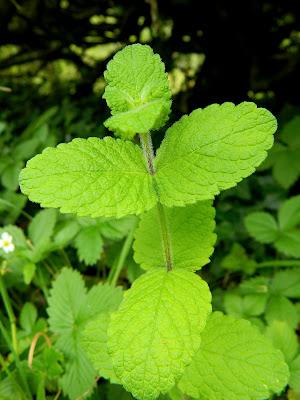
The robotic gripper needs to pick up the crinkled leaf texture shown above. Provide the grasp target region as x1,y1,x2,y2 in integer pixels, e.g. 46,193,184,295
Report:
133,201,216,271
155,102,276,207
103,44,171,139
108,269,212,400
19,137,156,218
178,312,289,400
47,268,123,400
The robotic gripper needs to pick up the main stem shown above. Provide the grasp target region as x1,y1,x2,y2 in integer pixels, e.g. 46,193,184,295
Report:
139,133,173,271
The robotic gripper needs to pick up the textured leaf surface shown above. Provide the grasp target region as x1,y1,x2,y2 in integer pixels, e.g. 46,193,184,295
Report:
74,226,103,265
178,312,289,400
19,137,156,218
155,102,276,206
108,269,212,400
133,201,216,271
103,44,171,139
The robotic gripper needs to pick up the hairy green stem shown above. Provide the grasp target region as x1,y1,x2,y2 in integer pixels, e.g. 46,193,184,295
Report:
139,133,173,271
108,220,138,286
256,260,300,269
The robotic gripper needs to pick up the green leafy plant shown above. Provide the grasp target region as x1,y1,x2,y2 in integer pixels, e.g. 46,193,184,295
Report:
245,195,300,258
19,44,289,400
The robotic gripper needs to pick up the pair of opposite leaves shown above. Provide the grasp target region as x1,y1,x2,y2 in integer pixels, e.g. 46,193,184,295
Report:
19,44,286,400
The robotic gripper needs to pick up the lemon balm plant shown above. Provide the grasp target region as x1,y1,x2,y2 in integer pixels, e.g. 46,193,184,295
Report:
19,44,289,400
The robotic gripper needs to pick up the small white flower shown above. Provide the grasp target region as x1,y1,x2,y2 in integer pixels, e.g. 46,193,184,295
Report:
0,232,15,254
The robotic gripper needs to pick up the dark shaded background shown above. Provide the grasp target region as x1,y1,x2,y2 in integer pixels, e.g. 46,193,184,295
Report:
1,0,300,125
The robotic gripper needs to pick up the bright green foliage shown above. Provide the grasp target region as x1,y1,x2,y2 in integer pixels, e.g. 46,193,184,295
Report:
47,268,123,399
108,269,212,400
16,44,283,400
245,195,300,257
19,137,157,218
103,44,171,139
155,102,276,207
74,226,103,265
178,312,289,400
133,201,216,271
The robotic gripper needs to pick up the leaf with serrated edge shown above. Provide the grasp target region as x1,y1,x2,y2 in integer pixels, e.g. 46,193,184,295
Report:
47,268,123,399
178,312,289,400
74,226,103,265
19,137,157,218
155,102,276,207
103,44,171,139
108,269,212,400
133,201,216,271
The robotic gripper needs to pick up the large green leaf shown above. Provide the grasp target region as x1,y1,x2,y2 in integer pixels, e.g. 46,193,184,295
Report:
133,201,216,271
178,312,289,400
108,269,211,400
19,137,157,218
155,102,276,207
103,44,171,139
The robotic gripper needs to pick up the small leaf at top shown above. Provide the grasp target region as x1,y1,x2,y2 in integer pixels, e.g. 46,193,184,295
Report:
19,137,157,219
155,102,276,207
103,44,171,139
